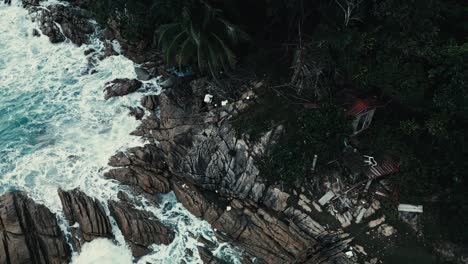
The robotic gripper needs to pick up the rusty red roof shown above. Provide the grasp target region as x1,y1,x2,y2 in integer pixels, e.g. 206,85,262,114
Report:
347,99,374,116
337,89,380,116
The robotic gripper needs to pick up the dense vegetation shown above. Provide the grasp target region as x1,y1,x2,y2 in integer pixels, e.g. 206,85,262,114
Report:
86,0,467,245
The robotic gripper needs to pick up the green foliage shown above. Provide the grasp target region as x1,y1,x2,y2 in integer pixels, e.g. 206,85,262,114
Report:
258,101,352,184
231,91,286,141
425,43,468,117
156,0,249,76
87,0,158,42
361,111,468,242
319,0,468,242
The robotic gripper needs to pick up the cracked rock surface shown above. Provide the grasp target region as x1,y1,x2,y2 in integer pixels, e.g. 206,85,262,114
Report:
108,200,174,257
25,2,94,45
0,192,71,264
58,188,113,250
107,78,355,263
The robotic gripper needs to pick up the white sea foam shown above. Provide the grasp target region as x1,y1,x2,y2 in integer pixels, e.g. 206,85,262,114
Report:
0,4,142,211
71,239,133,264
0,2,240,263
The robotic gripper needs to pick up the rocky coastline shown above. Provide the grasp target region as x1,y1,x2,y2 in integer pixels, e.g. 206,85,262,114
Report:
2,1,465,264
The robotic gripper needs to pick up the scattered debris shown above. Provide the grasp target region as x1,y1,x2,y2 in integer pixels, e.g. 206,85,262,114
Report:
364,200,380,219
318,191,335,206
308,132,409,237
399,211,420,232
345,251,354,258
398,204,423,213
355,207,367,224
375,191,387,197
364,180,372,193
204,94,213,103
337,213,352,228
312,201,323,212
368,216,385,228
363,155,378,167
363,154,400,180
378,224,396,237
398,204,423,232
312,155,318,171
221,100,228,106
354,244,367,255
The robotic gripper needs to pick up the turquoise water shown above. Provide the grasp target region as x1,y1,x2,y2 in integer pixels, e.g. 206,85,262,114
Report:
0,3,239,263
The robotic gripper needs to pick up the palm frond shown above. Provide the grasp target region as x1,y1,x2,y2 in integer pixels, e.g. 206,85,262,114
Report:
155,0,250,76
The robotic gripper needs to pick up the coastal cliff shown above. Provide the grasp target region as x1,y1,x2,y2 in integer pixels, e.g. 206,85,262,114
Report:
0,1,356,263
3,0,466,263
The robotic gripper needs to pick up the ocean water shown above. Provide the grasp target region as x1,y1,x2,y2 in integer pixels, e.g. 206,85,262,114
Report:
0,3,240,263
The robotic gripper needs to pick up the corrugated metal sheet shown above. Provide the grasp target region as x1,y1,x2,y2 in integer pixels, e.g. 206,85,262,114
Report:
363,157,400,179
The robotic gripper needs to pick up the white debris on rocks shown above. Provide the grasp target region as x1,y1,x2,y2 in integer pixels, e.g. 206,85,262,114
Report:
368,215,385,228
355,207,367,224
354,244,367,255
312,201,323,212
318,191,335,206
204,94,213,103
378,224,396,237
398,204,423,213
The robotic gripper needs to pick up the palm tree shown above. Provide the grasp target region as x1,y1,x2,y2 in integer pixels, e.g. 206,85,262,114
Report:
155,0,249,76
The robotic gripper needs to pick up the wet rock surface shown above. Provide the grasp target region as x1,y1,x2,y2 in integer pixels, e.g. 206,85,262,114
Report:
140,94,159,111
197,236,233,264
135,66,152,81
105,145,171,194
0,192,71,264
26,2,94,45
103,78,142,100
108,200,174,257
128,106,145,120
58,188,113,249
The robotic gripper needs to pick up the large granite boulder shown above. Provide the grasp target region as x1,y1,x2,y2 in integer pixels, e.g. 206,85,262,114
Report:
58,189,113,249
28,4,94,45
103,78,143,100
108,200,174,257
0,192,71,264
140,94,159,111
105,144,171,194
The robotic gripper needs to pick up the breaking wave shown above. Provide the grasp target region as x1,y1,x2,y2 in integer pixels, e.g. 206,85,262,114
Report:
0,3,239,263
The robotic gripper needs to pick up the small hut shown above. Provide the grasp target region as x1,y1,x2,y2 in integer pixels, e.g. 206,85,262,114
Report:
338,89,380,135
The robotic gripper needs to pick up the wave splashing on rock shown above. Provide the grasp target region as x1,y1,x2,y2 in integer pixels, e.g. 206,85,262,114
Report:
0,2,239,263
